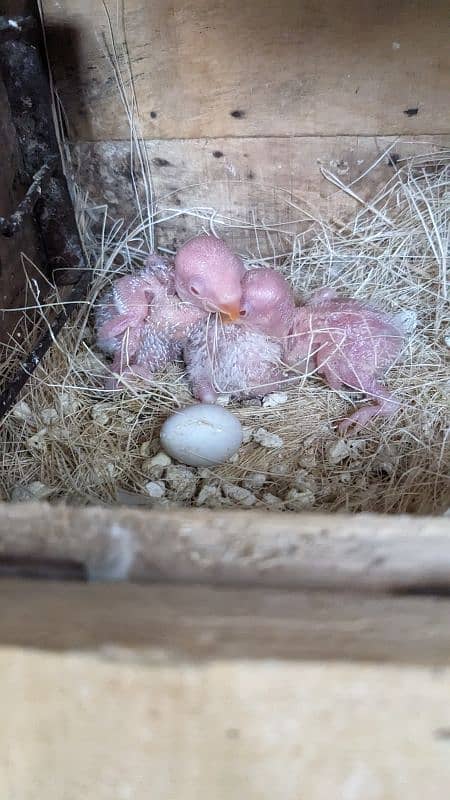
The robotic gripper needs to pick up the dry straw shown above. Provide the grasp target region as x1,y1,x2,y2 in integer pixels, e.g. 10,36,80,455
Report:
0,145,448,514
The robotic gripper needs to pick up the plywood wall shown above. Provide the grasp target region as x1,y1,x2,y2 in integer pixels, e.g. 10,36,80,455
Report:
40,0,449,241
2,648,450,800
43,0,449,141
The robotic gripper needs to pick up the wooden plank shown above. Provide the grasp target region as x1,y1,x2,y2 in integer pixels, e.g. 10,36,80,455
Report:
1,579,450,664
1,649,450,800
1,502,449,592
2,650,450,800
72,135,450,249
41,0,450,141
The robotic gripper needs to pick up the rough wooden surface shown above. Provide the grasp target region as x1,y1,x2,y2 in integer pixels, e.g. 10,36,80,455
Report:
0,502,449,591
72,135,450,248
42,0,450,141
1,648,450,799
1,579,450,664
0,76,45,345
0,9,87,287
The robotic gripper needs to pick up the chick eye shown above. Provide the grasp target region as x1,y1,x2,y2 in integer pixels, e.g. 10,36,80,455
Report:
190,285,200,296
239,309,247,317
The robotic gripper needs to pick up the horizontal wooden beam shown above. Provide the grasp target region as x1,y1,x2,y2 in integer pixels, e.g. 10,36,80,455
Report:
0,502,449,593
42,0,450,140
1,579,450,664
72,135,450,249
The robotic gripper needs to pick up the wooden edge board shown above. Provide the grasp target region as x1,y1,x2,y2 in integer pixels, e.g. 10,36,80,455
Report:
1,578,450,664
0,502,449,593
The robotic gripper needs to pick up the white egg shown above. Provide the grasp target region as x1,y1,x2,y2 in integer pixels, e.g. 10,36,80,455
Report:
160,404,243,467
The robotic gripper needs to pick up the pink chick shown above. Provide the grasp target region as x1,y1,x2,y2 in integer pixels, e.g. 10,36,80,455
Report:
238,267,296,338
95,255,169,358
126,278,207,383
96,260,206,387
285,288,405,432
96,236,245,387
174,234,245,321
183,267,296,402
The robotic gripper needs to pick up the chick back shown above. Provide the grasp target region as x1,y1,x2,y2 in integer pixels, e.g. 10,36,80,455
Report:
184,320,287,400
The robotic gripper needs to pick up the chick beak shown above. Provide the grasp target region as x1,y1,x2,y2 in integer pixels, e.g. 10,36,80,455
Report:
219,303,241,323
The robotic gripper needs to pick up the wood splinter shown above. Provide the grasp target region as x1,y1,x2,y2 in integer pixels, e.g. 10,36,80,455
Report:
0,155,58,237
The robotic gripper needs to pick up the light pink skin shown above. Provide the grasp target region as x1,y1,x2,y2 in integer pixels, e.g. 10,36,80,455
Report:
175,234,245,320
114,280,206,389
184,267,296,402
286,288,405,432
96,260,205,388
239,268,296,338
96,256,169,357
96,237,245,388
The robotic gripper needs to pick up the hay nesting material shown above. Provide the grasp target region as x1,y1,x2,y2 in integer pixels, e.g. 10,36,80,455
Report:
0,149,449,514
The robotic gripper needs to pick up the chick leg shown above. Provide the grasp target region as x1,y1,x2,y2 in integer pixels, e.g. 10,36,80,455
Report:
319,363,344,391
104,326,144,389
97,273,156,344
307,287,339,305
183,329,219,403
339,377,400,434
191,380,219,403
313,339,345,390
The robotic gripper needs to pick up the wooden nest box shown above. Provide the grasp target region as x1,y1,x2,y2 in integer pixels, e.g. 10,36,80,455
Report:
0,4,449,795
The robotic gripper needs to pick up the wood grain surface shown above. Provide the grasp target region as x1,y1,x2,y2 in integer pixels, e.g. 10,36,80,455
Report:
42,0,450,141
71,135,450,248
1,579,450,664
1,502,450,592
2,647,450,799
